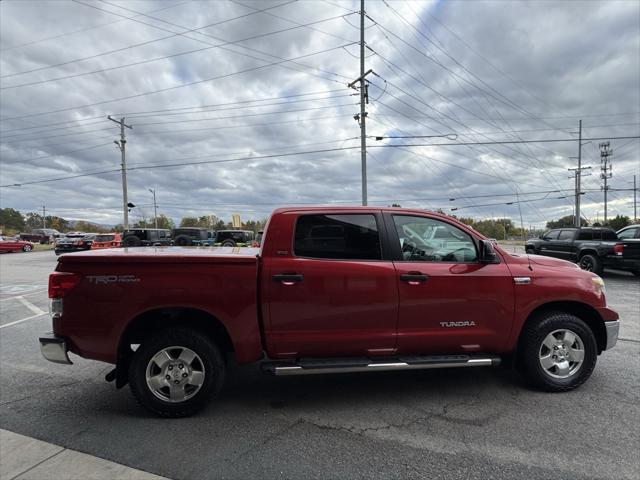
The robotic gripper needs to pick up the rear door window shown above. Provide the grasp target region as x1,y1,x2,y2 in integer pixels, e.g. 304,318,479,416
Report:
602,230,617,240
294,214,381,260
558,230,575,240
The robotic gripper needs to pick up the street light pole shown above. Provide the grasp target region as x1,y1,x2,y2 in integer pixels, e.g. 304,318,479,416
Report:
148,188,158,230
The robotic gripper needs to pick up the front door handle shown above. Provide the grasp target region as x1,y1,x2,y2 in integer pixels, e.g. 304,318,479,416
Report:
400,272,429,285
273,274,304,285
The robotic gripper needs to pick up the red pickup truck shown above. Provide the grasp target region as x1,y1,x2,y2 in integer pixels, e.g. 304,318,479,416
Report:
40,207,620,417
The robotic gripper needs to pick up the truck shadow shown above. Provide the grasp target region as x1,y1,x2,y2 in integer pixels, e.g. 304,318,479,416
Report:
215,362,525,412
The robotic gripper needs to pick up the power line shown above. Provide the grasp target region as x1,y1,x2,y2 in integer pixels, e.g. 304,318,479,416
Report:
1,43,354,123
1,145,362,188
0,142,114,163
1,0,297,79
0,0,192,52
1,7,353,91
373,135,640,147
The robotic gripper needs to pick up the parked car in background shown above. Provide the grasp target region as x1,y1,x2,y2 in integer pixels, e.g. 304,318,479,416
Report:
251,230,264,248
55,234,95,255
122,229,172,247
91,233,122,250
525,227,640,275
19,228,61,244
172,228,215,246
214,230,255,247
0,236,34,252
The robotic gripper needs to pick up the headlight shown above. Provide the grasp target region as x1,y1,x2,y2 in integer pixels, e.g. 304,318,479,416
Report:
591,276,606,294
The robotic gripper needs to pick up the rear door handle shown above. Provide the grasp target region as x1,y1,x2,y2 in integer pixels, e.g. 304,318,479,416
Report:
400,272,429,285
273,274,304,285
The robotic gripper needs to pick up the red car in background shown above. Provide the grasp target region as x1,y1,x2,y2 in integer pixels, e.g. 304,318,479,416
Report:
91,233,122,250
0,236,34,252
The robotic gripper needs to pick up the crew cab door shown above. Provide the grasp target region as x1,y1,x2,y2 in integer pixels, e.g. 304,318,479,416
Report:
262,212,399,358
385,213,515,354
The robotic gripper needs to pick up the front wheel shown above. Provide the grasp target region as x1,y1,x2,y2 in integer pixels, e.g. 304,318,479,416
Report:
22,244,33,252
519,312,597,392
129,328,225,417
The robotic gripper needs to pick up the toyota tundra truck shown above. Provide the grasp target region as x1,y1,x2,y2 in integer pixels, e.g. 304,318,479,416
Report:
39,207,620,417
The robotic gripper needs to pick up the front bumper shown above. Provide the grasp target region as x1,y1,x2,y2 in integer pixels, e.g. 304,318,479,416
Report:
39,334,73,364
604,321,620,350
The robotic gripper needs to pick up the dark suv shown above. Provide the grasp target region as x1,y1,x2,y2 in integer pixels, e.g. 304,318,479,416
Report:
214,230,255,247
172,228,215,246
122,229,172,247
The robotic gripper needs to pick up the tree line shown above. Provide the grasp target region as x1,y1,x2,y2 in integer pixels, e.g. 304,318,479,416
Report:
0,208,267,235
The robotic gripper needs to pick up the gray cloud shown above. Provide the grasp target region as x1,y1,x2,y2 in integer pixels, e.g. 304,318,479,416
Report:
1,0,638,228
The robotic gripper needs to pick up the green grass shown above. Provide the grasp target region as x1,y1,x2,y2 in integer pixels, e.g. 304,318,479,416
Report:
33,243,54,252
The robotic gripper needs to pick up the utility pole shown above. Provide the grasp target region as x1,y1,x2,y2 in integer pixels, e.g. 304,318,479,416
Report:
634,175,637,221
599,141,613,224
568,165,590,226
108,116,133,230
148,188,158,230
42,205,46,229
576,120,582,227
348,0,372,206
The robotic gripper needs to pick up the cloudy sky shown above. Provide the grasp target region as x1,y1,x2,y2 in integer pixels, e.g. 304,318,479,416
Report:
1,0,638,228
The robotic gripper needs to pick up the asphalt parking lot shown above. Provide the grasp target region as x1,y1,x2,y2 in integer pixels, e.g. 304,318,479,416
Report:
1,250,638,480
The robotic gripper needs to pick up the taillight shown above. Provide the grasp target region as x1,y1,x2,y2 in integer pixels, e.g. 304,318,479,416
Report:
49,272,82,298
613,244,624,256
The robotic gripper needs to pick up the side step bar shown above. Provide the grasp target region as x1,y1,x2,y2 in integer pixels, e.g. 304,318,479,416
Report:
262,354,501,376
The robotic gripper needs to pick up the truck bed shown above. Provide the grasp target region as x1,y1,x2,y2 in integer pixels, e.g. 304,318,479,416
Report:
55,247,263,364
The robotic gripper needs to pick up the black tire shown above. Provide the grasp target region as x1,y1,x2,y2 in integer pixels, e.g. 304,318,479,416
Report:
22,244,33,252
174,235,192,246
525,247,535,254
221,239,236,247
122,235,142,247
632,270,640,277
129,328,225,417
518,312,597,392
578,253,603,275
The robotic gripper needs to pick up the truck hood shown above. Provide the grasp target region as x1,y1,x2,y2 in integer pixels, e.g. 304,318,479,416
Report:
527,254,580,269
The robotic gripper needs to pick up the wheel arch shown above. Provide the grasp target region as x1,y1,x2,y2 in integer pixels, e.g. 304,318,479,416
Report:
577,248,598,259
517,301,607,356
114,307,234,388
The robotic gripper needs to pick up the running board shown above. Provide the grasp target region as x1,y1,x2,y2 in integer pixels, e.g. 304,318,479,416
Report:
262,354,501,376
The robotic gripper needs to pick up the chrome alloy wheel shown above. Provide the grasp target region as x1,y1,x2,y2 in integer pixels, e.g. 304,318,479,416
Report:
539,329,585,379
145,346,205,403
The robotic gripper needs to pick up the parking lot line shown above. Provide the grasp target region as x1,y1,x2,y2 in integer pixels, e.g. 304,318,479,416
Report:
0,290,47,302
0,313,47,330
15,297,46,316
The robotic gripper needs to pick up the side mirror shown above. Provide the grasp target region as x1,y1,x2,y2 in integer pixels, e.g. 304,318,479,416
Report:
479,240,499,264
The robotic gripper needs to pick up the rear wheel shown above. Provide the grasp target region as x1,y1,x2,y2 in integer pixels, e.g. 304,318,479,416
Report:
578,253,603,275
122,235,142,247
129,328,225,417
174,235,192,246
221,239,236,247
519,312,597,392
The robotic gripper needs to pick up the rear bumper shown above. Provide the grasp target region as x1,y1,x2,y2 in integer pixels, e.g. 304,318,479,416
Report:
39,334,73,364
